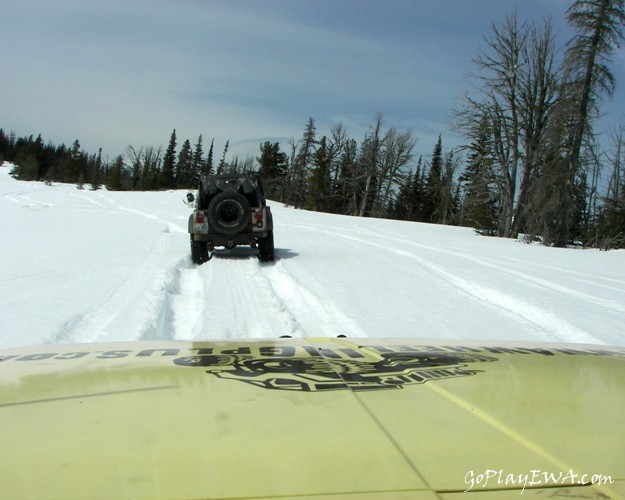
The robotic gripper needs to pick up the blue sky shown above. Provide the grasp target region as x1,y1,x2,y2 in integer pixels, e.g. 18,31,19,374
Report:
2,0,624,162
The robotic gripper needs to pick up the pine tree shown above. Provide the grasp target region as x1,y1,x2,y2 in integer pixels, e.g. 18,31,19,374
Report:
459,119,498,233
306,136,332,211
257,141,287,199
291,118,317,209
217,141,229,174
176,138,193,188
438,150,460,225
160,129,177,189
191,135,204,185
204,139,214,176
335,138,359,215
105,155,124,191
392,171,414,220
90,148,102,190
410,157,425,221
423,136,443,222
0,129,10,164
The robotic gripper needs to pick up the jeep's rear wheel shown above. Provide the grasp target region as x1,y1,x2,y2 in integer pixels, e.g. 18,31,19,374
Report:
190,236,209,264
258,230,275,262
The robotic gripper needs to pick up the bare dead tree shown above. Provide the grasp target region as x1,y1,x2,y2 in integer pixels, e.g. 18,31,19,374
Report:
371,127,417,218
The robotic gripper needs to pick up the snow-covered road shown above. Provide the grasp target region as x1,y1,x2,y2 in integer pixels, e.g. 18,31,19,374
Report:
2,163,625,349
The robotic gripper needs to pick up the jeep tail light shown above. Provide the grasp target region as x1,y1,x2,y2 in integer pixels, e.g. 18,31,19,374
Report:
255,210,263,222
196,212,204,223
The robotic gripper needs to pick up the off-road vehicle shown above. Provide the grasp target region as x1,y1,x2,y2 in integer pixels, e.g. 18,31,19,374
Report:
187,174,274,264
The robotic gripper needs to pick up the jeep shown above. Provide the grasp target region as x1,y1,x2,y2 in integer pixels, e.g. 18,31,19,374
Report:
187,174,274,264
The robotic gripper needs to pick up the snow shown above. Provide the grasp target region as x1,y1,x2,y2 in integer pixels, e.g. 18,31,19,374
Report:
2,162,625,349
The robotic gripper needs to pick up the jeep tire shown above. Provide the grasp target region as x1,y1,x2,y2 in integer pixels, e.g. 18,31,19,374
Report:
207,192,250,235
258,229,275,262
190,236,209,265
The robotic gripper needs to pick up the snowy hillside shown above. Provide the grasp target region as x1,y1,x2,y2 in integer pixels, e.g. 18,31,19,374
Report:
2,162,625,349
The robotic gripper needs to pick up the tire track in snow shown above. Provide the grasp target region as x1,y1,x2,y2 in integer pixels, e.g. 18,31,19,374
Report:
302,227,604,345
491,253,625,290
384,235,625,315
139,256,190,341
168,252,305,339
354,226,625,308
390,248,604,345
259,259,367,338
94,192,188,234
3,190,53,210
294,221,625,306
167,248,366,339
49,234,185,344
169,262,208,340
93,193,187,234
69,192,104,206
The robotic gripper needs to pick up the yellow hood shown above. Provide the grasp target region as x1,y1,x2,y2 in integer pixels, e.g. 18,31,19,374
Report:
1,338,624,499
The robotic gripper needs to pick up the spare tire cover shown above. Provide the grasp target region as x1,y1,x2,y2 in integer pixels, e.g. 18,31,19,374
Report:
207,192,250,234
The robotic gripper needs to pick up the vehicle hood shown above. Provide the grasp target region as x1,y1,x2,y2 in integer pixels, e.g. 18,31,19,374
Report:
1,338,624,499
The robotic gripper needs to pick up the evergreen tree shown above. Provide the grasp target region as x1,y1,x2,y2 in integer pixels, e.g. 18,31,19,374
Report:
105,155,124,191
0,129,10,164
410,157,425,221
423,136,443,222
204,139,214,176
291,118,317,209
160,129,177,189
191,135,204,185
68,139,86,184
459,119,498,233
334,138,359,215
217,141,229,174
438,150,460,225
176,138,193,188
306,136,332,211
257,141,287,199
90,148,102,190
391,170,414,220
12,135,40,180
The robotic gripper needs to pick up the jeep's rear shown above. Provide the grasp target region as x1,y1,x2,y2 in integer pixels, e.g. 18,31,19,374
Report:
188,174,274,264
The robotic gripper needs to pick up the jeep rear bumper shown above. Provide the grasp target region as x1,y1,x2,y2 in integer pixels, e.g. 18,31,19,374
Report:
191,231,269,250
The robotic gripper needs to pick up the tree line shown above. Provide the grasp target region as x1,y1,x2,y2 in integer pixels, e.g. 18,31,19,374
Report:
257,115,462,225
0,128,240,192
3,0,625,249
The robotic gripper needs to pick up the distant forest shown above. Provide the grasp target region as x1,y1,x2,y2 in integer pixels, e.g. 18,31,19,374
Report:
3,0,625,249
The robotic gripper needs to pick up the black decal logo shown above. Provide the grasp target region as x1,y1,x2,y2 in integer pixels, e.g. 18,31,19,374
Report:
173,351,496,392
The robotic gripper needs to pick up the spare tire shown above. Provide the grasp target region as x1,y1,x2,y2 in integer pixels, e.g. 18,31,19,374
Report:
207,192,250,234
